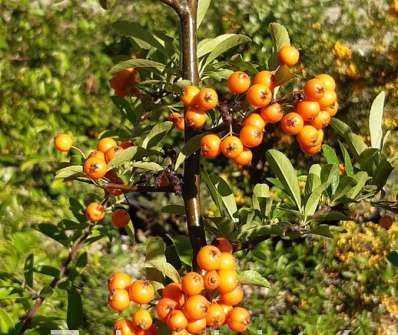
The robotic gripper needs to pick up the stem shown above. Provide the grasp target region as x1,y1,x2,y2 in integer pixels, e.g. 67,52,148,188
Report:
102,183,174,193
16,223,96,335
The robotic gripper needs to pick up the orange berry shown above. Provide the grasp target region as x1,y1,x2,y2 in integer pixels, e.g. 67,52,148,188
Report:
183,295,210,321
181,85,200,106
219,252,236,270
280,112,304,135
162,283,184,306
243,113,266,129
227,307,251,332
181,272,204,296
379,215,393,230
203,270,220,290
156,298,178,321
296,101,320,122
109,68,138,96
83,156,107,180
221,136,244,159
113,319,135,335
325,102,339,116
318,90,337,109
185,109,207,129
54,133,73,152
119,141,134,149
105,170,124,196
128,280,155,304
297,125,320,147
311,110,331,129
169,112,185,131
97,137,117,153
339,163,346,176
228,71,251,94
88,150,106,161
218,270,239,294
108,288,130,312
220,285,244,306
304,78,325,101
200,134,221,158
133,309,153,330
195,88,218,111
253,71,276,90
315,74,336,91
278,45,300,67
108,272,132,291
112,209,130,228
220,303,233,317
166,310,188,331
206,303,226,328
234,147,253,166
186,318,206,334
239,125,263,148
260,103,283,124
134,325,156,335
246,84,272,108
300,144,322,156
105,145,123,163
197,245,221,271
214,237,233,253
85,202,105,222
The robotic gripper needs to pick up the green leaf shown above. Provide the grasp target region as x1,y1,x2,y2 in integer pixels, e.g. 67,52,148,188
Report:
125,222,135,243
110,59,165,74
161,205,185,215
331,176,357,203
238,270,270,287
32,224,69,247
108,146,138,169
197,0,211,28
312,210,346,222
142,121,173,149
172,235,193,266
310,225,332,237
338,141,354,176
67,287,83,329
198,34,239,58
274,65,295,86
209,175,238,221
252,183,269,214
387,250,398,266
24,254,34,288
174,133,203,170
0,309,13,334
269,22,291,51
266,149,301,210
149,259,180,283
369,91,385,149
346,171,369,199
304,164,321,201
131,161,163,171
55,165,84,179
75,252,88,268
35,265,60,277
322,144,339,165
373,158,393,190
304,184,326,217
201,169,223,215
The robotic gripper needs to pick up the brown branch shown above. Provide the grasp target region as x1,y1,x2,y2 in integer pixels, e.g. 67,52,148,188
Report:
159,0,181,13
17,223,97,335
102,183,174,193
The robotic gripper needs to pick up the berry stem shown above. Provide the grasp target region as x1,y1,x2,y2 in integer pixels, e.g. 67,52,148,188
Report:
71,145,86,159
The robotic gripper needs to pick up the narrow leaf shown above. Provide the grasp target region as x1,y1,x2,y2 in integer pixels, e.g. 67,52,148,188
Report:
322,144,339,165
24,254,34,288
67,287,83,329
142,121,173,149
55,165,83,180
238,270,270,287
110,59,165,74
108,146,138,169
197,0,211,28
174,133,203,170
369,91,385,149
338,141,354,176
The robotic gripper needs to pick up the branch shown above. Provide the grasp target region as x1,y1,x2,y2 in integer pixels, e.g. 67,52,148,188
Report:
102,183,175,193
159,0,181,13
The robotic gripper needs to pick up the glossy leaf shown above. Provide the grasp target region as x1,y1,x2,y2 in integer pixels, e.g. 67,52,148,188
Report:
238,270,270,287
67,287,83,329
331,118,367,158
131,161,163,171
108,146,138,169
24,254,34,288
55,165,84,180
172,235,193,266
322,144,339,165
197,0,211,28
369,91,385,149
338,141,354,176
110,59,165,74
174,133,203,170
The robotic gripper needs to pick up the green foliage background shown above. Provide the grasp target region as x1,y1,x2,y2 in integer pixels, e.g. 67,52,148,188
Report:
0,0,397,334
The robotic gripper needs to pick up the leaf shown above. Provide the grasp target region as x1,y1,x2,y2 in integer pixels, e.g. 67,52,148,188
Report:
35,265,60,277
174,133,203,170
252,183,269,214
338,141,354,176
125,222,135,243
346,171,369,199
312,211,346,222
142,121,173,149
110,59,165,75
149,260,180,283
304,184,326,217
310,225,332,237
304,164,321,201
197,0,211,28
198,34,238,58
269,22,290,51
24,254,34,288
131,161,163,171
55,165,83,179
108,146,138,169
67,287,83,329
369,91,385,149
320,164,340,195
32,224,69,247
387,250,398,266
209,175,238,221
75,252,88,268
373,158,393,190
201,170,223,215
172,235,193,266
332,176,357,203
322,144,339,165
238,270,270,287
161,205,185,215
274,65,295,86
0,309,13,334
266,149,301,210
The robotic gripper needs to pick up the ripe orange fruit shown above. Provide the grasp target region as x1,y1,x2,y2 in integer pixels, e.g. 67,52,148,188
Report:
108,289,130,312
246,84,272,108
300,144,322,156
379,215,393,230
280,112,304,135
181,85,200,106
85,202,105,222
228,71,251,94
278,45,300,67
166,310,188,331
239,125,263,148
201,134,221,158
253,71,276,90
112,209,130,228
243,113,266,129
218,269,239,294
220,303,233,317
134,324,156,335
105,170,124,196
206,303,226,328
203,270,220,290
197,245,221,271
169,112,185,131
318,90,337,109
113,319,135,335
296,101,320,122
214,237,233,253
54,133,73,152
183,295,209,321
325,102,339,116
186,318,206,334
185,109,207,129
311,110,331,129
83,156,107,180
133,309,152,330
220,285,243,306
162,283,184,307
297,125,320,147
181,272,204,296
314,129,324,146
219,252,236,270
260,103,283,124
221,136,244,159
105,146,123,163
109,68,138,95
128,280,155,304
156,298,178,321
315,74,336,91
88,150,106,161
108,272,132,291
97,137,117,153
226,307,251,332
339,163,346,176
304,78,325,101
119,141,134,149
234,147,253,166
195,88,218,111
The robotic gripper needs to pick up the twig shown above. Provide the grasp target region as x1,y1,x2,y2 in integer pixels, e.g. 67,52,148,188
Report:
102,183,175,193
159,0,181,13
